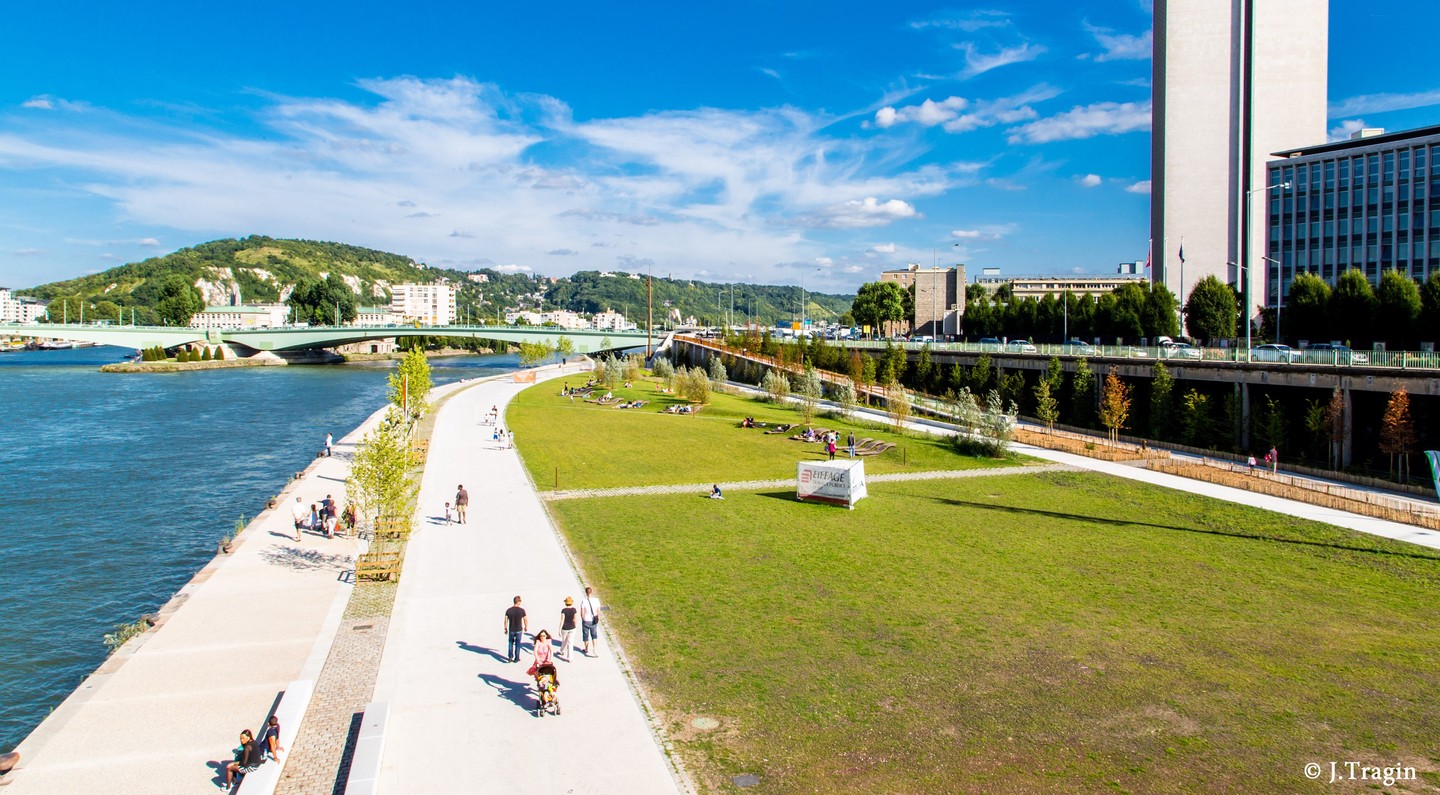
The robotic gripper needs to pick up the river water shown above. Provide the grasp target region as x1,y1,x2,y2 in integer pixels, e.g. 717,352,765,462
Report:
0,347,519,752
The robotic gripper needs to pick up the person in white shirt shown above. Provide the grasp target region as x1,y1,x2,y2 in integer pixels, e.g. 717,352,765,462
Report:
290,496,308,542
578,586,602,657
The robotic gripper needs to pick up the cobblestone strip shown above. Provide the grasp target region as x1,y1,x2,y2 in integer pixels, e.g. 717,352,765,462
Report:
276,583,396,795
539,463,1077,501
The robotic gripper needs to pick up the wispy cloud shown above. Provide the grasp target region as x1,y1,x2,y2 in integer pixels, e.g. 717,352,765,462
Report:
955,41,1046,78
138,237,161,247
805,197,918,229
547,248,579,256
909,10,1011,33
1329,88,1440,118
869,242,896,254
495,264,532,273
14,247,47,256
1084,23,1152,62
951,224,1015,240
1125,180,1151,194
1007,100,1151,144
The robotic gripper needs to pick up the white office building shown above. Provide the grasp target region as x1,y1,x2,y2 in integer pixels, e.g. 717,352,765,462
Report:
190,303,290,329
390,282,457,326
591,310,635,331
1151,0,1327,320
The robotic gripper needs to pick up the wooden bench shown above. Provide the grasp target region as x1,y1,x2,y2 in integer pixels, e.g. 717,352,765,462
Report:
356,551,404,581
410,439,429,460
234,680,314,794
343,701,391,795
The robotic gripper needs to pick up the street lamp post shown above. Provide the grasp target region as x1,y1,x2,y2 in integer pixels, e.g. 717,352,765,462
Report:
1242,181,1291,355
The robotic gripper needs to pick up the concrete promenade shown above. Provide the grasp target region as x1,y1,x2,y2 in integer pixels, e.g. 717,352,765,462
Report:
370,365,683,793
3,412,382,793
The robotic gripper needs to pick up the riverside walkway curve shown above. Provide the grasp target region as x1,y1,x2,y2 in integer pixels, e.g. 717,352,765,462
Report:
0,322,655,354
367,364,685,793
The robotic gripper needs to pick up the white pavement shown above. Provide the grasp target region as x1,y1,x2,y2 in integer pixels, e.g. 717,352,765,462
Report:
5,410,385,794
371,364,684,794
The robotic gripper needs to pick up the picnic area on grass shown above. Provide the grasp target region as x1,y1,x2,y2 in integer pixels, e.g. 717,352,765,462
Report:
544,471,1440,794
506,375,1027,491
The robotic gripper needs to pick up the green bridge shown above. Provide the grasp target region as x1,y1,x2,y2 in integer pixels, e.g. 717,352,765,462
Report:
0,323,656,354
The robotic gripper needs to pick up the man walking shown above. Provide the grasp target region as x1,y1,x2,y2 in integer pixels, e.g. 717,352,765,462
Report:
503,596,527,663
455,484,469,524
847,431,856,458
324,432,333,457
579,586,602,657
291,496,307,542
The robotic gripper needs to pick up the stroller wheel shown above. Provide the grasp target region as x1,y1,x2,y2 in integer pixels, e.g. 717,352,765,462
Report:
555,702,561,715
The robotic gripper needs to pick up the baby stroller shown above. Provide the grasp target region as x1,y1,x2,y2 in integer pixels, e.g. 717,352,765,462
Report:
531,662,560,717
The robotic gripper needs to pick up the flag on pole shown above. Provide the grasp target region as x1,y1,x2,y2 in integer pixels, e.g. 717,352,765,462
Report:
1426,450,1440,501
1145,239,1152,273
1178,241,1185,264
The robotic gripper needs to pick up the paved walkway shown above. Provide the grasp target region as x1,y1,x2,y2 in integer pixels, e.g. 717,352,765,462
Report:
539,462,1077,501
4,412,383,793
370,364,683,793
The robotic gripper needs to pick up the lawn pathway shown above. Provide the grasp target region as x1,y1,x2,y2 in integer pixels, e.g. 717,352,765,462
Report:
539,462,1077,501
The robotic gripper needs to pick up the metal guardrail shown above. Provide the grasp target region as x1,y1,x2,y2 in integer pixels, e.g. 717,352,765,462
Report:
831,339,1440,372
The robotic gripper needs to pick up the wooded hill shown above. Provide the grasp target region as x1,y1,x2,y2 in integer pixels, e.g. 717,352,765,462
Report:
23,236,855,327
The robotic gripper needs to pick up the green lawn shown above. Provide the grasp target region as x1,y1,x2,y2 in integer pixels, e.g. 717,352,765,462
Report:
507,377,1022,490
546,472,1440,794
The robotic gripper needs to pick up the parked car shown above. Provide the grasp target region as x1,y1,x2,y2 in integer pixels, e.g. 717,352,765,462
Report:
1121,346,1149,358
1252,343,1300,363
1060,339,1097,355
975,337,1003,350
1303,342,1369,365
1005,340,1038,353
1160,341,1202,360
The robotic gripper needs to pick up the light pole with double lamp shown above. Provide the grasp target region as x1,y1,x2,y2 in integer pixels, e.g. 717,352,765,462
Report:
1241,181,1291,356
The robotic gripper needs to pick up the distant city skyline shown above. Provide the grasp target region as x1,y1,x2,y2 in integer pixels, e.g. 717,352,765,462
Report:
2,1,1438,291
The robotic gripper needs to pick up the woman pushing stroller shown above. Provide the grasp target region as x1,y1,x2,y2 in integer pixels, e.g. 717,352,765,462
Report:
527,629,561,716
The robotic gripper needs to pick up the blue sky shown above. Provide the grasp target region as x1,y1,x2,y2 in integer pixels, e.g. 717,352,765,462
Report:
3,1,1438,292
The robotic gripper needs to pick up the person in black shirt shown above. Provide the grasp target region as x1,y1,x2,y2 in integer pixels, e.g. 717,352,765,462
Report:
558,597,578,661
503,596,527,662
224,729,264,789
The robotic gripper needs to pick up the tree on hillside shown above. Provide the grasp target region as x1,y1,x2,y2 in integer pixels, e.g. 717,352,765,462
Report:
880,341,907,385
915,344,933,389
1180,388,1213,447
1253,394,1287,457
555,336,575,359
1149,361,1173,440
288,274,358,326
794,366,823,423
1098,370,1132,445
1379,387,1416,481
155,276,204,326
1183,276,1238,343
1070,357,1094,427
1422,271,1440,345
851,281,906,337
1033,377,1059,431
1284,272,1331,346
885,382,911,434
1376,269,1422,350
1330,269,1377,347
970,354,993,394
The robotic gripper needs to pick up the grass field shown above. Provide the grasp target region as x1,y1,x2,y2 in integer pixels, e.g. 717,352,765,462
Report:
548,473,1440,794
508,370,1440,792
507,377,1022,490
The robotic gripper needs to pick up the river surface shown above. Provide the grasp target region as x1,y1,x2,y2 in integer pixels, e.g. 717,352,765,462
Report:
0,346,519,752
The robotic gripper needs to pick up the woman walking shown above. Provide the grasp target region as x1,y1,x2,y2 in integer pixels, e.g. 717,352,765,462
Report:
558,597,578,661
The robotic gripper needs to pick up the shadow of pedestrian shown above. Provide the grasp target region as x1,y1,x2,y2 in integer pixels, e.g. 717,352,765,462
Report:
260,547,354,572
455,640,510,663
477,672,534,710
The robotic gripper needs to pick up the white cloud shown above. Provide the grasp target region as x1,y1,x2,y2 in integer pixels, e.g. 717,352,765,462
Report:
910,10,1010,32
814,256,833,266
951,224,1015,240
547,248,579,256
955,41,1046,78
0,75,984,288
874,85,1061,134
1125,180,1151,194
495,264,532,273
808,197,918,229
21,97,54,110
1328,119,1367,142
1078,173,1103,187
1084,24,1153,62
870,242,896,253
138,237,161,246
1329,89,1440,118
1007,100,1151,144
